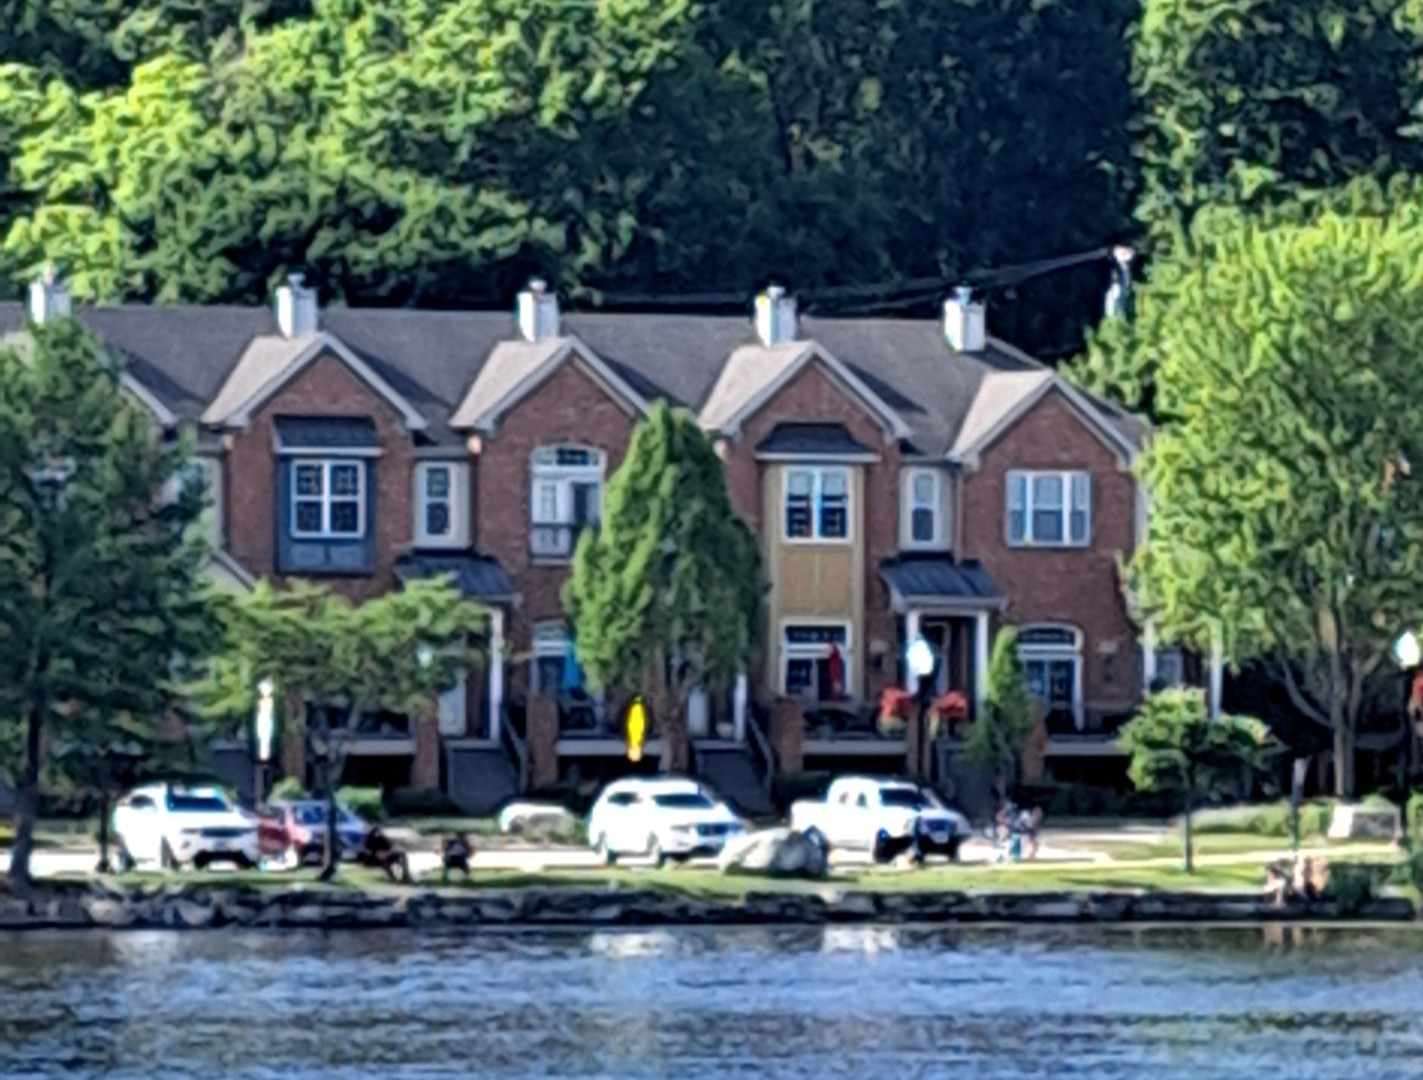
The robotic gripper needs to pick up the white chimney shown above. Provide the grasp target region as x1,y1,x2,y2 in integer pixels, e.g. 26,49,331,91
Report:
28,269,72,325
517,278,561,342
755,284,797,346
944,285,986,353
275,273,318,338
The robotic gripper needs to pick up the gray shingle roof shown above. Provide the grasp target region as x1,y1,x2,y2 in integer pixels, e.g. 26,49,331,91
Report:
755,422,872,457
0,299,1142,458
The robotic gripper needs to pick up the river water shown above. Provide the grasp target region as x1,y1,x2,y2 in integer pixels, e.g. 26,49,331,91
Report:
2,925,1422,1079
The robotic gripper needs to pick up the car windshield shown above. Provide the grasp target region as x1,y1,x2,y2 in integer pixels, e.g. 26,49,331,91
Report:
293,805,363,826
166,792,230,813
879,788,926,809
652,793,716,810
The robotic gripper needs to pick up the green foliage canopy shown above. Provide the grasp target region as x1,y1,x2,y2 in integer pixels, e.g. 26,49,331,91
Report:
564,402,762,771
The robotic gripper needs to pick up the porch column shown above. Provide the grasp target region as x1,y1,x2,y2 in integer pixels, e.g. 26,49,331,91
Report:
489,607,505,742
905,609,923,693
974,611,991,717
733,673,748,742
1208,621,1224,719
1142,619,1157,694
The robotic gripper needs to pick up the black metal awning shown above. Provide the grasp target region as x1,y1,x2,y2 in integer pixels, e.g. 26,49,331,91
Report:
394,551,518,604
879,556,1004,610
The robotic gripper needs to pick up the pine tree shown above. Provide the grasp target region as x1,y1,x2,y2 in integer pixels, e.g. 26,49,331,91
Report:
564,403,762,773
965,627,1036,800
0,319,215,888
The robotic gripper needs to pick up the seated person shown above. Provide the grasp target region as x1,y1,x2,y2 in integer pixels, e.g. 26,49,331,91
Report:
442,833,474,884
358,826,411,885
1264,860,1292,908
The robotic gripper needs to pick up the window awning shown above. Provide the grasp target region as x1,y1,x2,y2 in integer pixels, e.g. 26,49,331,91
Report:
274,416,379,451
394,552,518,604
880,556,1005,611
755,422,876,460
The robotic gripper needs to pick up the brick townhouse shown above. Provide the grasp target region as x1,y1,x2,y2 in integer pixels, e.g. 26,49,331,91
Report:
1,274,1203,812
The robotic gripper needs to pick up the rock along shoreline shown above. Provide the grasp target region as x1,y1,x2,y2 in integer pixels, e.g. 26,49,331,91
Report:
0,883,1415,931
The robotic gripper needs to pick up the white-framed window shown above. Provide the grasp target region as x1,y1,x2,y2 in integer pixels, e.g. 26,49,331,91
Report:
1007,470,1090,547
530,445,604,560
1152,646,1185,689
415,461,468,547
531,620,572,696
781,622,852,699
1018,624,1083,730
901,467,944,548
291,459,364,539
784,466,850,542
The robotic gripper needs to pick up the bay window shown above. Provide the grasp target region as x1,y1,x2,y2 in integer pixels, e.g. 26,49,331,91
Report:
291,459,364,539
530,445,603,560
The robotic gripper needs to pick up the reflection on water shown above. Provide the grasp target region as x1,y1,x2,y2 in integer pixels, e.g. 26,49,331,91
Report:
2,925,1423,1079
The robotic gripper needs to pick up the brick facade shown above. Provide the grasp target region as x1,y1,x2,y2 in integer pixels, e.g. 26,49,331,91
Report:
225,351,415,602
474,359,639,695
722,360,903,702
959,389,1140,723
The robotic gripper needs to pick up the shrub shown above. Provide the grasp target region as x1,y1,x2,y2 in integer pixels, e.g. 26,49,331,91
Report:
1387,852,1423,893
336,785,385,822
386,786,460,818
1406,790,1423,842
270,777,308,802
1326,863,1382,916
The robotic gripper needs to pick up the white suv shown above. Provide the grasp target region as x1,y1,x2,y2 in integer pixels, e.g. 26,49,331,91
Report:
588,777,746,866
113,783,261,872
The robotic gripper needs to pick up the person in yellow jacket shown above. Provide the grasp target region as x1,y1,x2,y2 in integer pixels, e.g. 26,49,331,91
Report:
626,697,647,762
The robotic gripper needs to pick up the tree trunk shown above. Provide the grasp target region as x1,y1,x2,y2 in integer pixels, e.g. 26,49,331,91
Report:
96,789,112,875
1333,723,1356,801
8,695,46,889
319,782,340,882
659,695,690,774
1182,793,1194,876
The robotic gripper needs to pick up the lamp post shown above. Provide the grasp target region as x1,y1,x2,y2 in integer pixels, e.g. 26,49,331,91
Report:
907,637,936,780
254,678,275,809
1394,628,1417,848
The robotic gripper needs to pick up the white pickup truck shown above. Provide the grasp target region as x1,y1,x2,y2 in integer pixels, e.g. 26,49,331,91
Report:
789,777,970,863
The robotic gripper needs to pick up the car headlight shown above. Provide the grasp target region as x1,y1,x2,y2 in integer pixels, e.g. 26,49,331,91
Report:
672,824,695,833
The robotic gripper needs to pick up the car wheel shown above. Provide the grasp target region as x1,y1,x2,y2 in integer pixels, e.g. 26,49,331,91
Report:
594,833,616,866
802,826,830,853
233,853,256,871
873,830,893,865
160,840,181,873
646,834,665,869
193,853,211,871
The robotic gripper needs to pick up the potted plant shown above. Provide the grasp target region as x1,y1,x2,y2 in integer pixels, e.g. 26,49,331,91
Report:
878,687,913,736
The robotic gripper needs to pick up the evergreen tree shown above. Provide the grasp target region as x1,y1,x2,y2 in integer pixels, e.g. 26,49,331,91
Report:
564,403,762,773
964,627,1036,800
1121,688,1272,873
0,318,214,888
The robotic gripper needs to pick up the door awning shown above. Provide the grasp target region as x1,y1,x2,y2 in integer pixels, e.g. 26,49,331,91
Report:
880,556,1005,611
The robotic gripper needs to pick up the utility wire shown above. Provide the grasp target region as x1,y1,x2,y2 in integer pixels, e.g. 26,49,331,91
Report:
597,243,1122,311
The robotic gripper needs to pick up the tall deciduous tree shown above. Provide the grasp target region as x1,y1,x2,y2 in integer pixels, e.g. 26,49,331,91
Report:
0,318,214,888
564,403,762,773
965,628,1036,800
1083,208,1423,797
1134,0,1423,244
1121,689,1272,872
191,576,485,878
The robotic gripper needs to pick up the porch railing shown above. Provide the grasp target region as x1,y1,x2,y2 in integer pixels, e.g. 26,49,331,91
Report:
745,704,777,794
499,703,529,791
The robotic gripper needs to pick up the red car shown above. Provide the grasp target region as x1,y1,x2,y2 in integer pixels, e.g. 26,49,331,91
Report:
257,800,369,866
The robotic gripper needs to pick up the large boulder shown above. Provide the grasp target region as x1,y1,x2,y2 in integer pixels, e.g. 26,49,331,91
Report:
497,801,578,838
1327,803,1401,841
718,828,829,880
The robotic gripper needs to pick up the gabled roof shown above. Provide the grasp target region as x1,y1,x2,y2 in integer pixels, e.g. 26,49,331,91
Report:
698,340,912,441
202,330,427,431
0,301,1145,459
448,335,649,433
